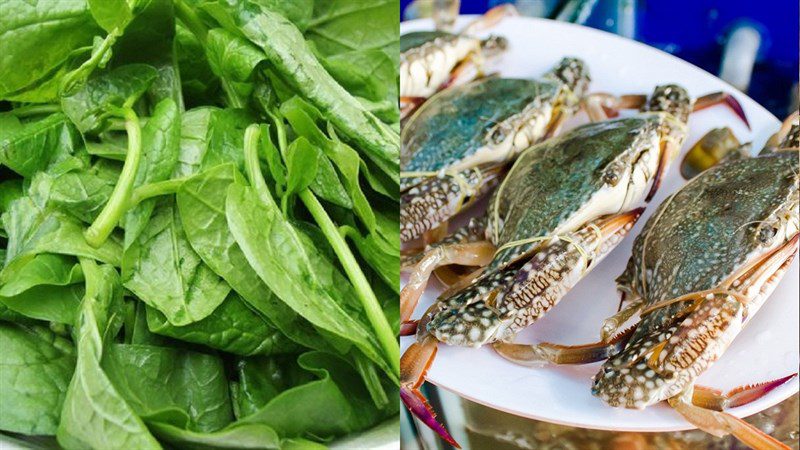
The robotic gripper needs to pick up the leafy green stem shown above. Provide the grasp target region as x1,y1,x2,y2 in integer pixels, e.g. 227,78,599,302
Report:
243,125,274,207
78,257,100,299
128,178,186,207
60,31,119,95
221,79,245,109
244,124,399,373
298,190,399,374
174,0,242,109
174,0,208,43
85,108,142,247
10,104,60,118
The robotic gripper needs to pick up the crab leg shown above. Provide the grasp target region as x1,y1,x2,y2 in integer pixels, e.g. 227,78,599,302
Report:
401,241,495,324
668,393,790,450
765,112,799,150
600,296,645,342
583,93,647,122
400,334,460,447
692,374,798,411
694,91,750,129
583,90,750,130
459,3,518,35
494,325,636,365
400,96,426,119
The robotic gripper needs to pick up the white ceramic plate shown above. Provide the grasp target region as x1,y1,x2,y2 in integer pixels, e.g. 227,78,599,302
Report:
400,16,799,432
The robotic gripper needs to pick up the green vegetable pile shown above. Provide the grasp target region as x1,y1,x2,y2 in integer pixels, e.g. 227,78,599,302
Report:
0,0,399,448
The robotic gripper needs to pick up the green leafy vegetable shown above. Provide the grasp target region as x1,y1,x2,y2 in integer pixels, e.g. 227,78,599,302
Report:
213,0,400,186
57,259,160,450
0,114,81,177
0,0,399,447
0,322,76,434
122,201,231,326
0,0,101,100
146,292,300,356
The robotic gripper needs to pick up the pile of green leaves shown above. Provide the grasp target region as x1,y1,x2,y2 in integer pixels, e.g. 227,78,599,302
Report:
0,0,399,448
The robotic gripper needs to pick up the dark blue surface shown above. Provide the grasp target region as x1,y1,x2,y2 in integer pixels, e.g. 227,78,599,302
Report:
401,0,799,117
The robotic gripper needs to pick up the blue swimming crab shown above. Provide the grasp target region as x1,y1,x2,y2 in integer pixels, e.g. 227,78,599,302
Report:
401,57,591,244
400,4,517,119
586,117,799,450
400,84,750,447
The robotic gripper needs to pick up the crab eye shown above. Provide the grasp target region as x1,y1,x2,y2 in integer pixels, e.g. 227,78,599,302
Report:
490,126,507,144
758,226,777,244
603,164,623,186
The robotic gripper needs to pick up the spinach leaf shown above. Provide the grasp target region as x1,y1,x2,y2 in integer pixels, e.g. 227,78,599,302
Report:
205,28,265,103
0,254,82,297
0,1,400,446
0,284,83,326
281,98,375,229
57,260,160,450
0,322,76,435
146,292,300,356
0,0,101,100
122,200,231,326
225,183,388,371
175,164,330,351
306,0,398,59
88,0,135,33
175,107,252,176
320,49,397,108
253,0,313,30
305,0,400,107
148,420,280,449
0,114,81,178
123,98,181,247
238,352,393,438
2,196,122,268
233,356,301,418
0,254,84,324
216,0,399,186
102,343,234,432
61,64,157,133
284,137,319,198
28,159,120,224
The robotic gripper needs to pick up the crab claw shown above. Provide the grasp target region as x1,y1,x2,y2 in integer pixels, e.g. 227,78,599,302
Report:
400,336,460,448
399,320,418,336
694,91,750,130
693,374,798,411
669,393,790,450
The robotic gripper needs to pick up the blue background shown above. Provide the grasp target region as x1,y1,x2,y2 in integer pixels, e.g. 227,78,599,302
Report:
401,0,799,117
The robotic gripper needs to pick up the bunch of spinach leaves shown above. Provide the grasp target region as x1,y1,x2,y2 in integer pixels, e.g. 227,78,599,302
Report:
0,0,400,448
